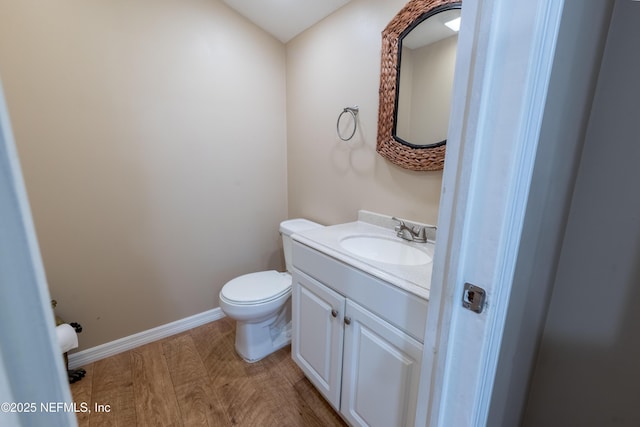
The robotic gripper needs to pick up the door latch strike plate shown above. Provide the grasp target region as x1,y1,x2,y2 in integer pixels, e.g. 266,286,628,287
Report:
462,283,486,313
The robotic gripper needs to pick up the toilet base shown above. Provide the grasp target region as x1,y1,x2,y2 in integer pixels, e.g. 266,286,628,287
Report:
234,301,291,363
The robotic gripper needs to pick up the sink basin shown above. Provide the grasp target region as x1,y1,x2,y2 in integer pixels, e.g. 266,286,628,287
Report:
339,235,432,266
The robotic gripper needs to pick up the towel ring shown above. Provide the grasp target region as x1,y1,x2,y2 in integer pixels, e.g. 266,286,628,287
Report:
337,106,359,141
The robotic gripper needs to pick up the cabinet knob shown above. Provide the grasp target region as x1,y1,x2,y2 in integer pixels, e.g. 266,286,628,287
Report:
344,316,352,325
331,309,338,318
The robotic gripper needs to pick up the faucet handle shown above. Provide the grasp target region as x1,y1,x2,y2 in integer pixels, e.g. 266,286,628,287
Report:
414,226,427,240
422,225,438,242
391,216,405,232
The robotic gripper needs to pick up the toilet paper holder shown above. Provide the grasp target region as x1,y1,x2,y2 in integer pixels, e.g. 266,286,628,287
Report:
51,300,86,383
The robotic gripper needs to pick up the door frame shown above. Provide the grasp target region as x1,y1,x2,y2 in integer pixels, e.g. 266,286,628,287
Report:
416,0,569,425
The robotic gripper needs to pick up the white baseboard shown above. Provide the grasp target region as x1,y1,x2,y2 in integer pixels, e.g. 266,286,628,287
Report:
68,307,225,370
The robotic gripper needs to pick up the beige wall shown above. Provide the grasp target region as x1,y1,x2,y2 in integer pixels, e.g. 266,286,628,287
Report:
523,1,640,424
0,0,287,349
286,0,444,226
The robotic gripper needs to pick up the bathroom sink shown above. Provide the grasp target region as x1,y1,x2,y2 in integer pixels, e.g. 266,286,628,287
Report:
339,235,432,266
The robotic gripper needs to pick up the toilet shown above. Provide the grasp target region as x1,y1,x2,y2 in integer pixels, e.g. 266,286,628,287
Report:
219,218,323,362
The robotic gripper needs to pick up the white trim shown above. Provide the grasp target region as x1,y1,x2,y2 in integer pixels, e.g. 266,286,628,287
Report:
419,0,567,425
472,1,565,424
68,308,225,369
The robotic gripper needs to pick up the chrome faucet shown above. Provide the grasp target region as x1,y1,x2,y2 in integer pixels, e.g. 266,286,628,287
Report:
392,217,435,243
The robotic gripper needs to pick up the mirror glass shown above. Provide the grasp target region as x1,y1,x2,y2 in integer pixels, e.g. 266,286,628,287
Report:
394,7,461,147
376,0,461,171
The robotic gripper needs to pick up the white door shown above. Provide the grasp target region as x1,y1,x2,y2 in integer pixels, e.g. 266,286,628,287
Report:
414,0,613,426
0,83,77,425
291,270,346,410
341,300,422,427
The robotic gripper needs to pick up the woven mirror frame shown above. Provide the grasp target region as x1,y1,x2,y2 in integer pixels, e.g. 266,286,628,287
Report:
376,0,460,171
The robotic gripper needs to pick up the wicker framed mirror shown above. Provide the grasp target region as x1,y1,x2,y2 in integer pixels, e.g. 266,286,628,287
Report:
376,0,461,171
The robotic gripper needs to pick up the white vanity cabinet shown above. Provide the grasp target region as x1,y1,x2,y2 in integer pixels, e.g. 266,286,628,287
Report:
340,299,423,427
291,241,427,427
292,270,345,409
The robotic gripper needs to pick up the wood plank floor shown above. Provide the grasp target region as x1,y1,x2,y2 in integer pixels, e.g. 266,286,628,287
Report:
70,317,347,426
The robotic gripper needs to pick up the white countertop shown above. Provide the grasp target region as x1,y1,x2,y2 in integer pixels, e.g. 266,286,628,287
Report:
292,220,433,300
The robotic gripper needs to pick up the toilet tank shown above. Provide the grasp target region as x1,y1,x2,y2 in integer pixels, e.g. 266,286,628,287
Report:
280,219,323,272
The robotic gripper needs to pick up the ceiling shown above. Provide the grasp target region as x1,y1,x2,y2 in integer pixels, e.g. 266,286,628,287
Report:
222,0,352,43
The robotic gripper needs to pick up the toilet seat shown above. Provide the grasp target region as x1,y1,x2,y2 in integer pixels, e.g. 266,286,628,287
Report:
220,270,291,305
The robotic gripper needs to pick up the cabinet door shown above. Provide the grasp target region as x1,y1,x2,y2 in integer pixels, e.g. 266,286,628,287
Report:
341,300,423,427
291,270,346,410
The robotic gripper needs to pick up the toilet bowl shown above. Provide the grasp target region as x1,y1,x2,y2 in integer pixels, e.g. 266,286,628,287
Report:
219,219,323,362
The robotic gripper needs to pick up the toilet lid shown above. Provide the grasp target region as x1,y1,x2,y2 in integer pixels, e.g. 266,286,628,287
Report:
221,270,291,305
